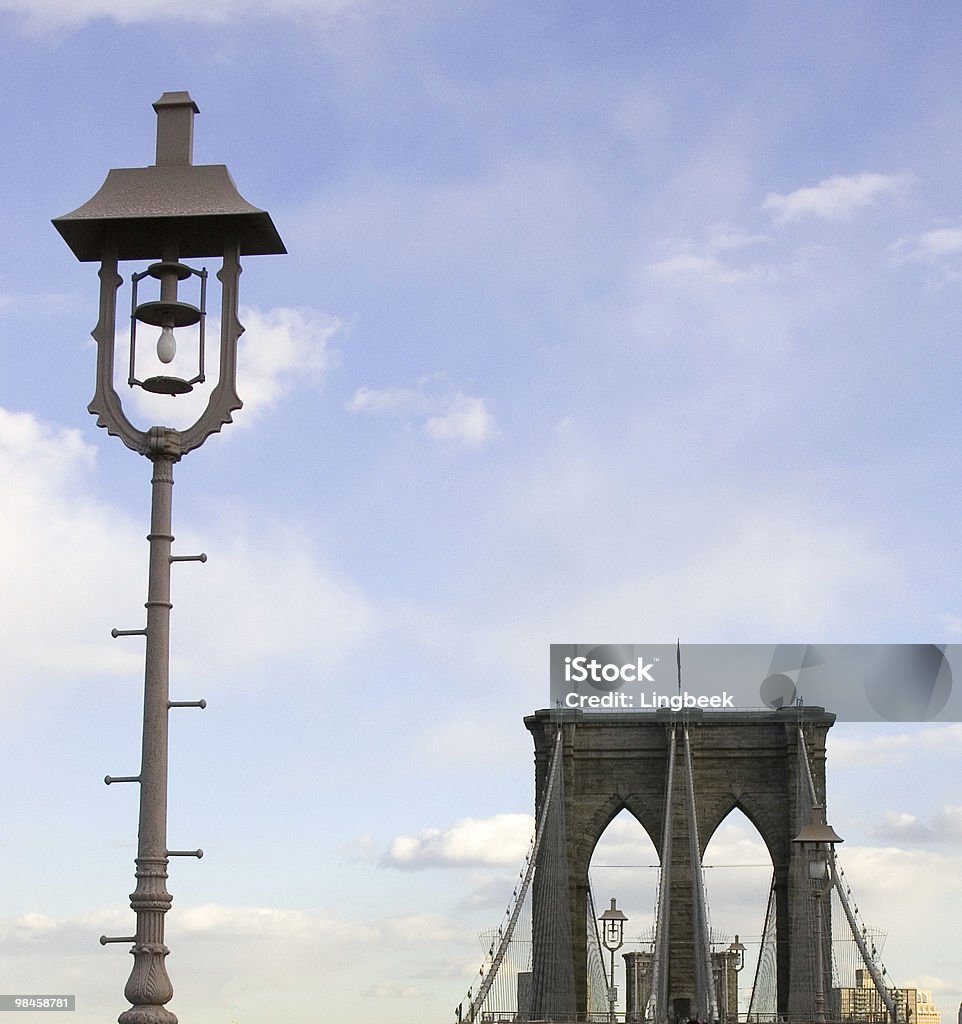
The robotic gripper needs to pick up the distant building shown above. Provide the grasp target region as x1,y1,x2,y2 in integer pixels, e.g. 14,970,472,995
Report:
833,969,941,1024
623,946,742,1023
623,950,653,1023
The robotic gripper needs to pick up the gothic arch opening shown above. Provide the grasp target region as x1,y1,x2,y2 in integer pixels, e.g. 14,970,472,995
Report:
702,806,775,1019
588,808,661,1020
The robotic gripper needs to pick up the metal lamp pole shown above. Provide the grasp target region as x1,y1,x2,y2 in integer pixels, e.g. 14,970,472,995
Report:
54,93,285,1024
793,804,843,1024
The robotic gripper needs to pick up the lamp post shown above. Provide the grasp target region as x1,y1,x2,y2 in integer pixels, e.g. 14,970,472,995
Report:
724,935,745,1023
600,898,628,1023
53,93,285,1024
793,805,844,1024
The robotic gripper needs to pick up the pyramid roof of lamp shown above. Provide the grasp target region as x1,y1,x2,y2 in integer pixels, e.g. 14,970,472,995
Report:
53,163,286,262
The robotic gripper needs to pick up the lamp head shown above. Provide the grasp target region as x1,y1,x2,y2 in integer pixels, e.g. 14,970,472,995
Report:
599,897,628,951
53,93,286,458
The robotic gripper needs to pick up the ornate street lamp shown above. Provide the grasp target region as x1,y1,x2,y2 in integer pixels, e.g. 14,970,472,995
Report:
600,898,628,1022
793,804,844,1024
728,934,745,974
722,935,746,1023
53,92,285,1024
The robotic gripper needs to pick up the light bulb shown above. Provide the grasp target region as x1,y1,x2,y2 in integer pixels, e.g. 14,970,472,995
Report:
156,325,176,364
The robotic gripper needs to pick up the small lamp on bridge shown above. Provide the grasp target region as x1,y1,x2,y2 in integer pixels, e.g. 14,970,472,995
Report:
600,899,628,1023
793,804,843,1024
600,897,628,951
793,803,844,886
720,935,746,1024
727,934,745,974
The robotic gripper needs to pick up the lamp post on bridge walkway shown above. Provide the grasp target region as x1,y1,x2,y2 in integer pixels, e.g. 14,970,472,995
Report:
793,804,844,1024
53,92,286,1024
723,935,745,1024
600,898,628,1023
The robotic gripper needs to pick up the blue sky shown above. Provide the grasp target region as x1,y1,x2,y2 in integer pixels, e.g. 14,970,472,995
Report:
1,1,962,1021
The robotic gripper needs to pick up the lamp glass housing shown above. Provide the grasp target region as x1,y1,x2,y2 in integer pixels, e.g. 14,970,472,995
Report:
808,850,829,881
599,898,628,952
129,259,207,396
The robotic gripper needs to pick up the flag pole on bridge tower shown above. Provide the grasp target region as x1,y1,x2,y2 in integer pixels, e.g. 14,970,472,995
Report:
677,638,682,696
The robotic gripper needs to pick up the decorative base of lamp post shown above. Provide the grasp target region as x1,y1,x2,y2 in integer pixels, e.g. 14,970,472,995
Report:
120,938,176,1024
119,1001,177,1024
119,1009,177,1024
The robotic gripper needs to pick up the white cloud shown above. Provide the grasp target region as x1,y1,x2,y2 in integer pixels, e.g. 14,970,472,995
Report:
380,912,468,946
0,409,144,692
0,402,374,705
830,725,962,767
10,912,59,936
535,499,892,639
424,394,494,444
889,225,962,272
365,981,424,999
704,817,772,866
350,386,422,414
648,224,774,287
384,813,533,869
705,225,771,252
457,873,528,911
350,381,496,445
871,805,962,845
648,250,768,287
940,612,962,635
764,172,911,224
833,846,962,905
905,226,962,258
0,0,366,30
0,902,470,1022
830,731,918,767
173,903,377,943
170,519,377,685
235,306,339,420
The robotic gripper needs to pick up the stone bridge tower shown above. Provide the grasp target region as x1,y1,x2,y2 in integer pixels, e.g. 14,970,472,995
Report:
525,706,836,1021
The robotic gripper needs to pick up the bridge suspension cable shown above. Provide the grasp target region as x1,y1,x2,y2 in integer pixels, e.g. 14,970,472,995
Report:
831,851,897,1021
647,723,676,1024
683,724,718,1023
747,875,779,1021
456,725,565,1023
586,882,612,1017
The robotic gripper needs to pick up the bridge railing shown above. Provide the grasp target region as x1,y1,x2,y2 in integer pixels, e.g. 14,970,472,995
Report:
475,1016,893,1023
